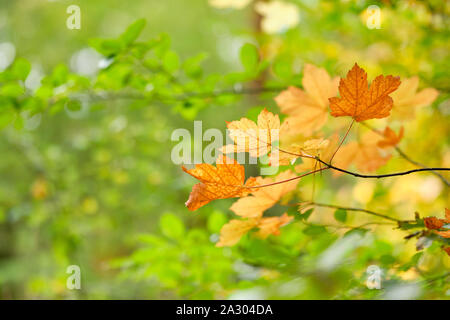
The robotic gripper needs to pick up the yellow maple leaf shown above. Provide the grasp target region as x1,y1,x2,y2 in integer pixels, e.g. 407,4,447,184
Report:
216,218,258,247
221,108,285,158
230,170,299,218
270,138,329,166
329,63,401,121
295,133,339,173
275,64,339,136
254,213,293,239
390,76,439,120
216,213,293,247
182,155,257,211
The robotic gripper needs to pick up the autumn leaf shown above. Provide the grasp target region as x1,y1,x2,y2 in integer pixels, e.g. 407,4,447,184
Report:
31,178,49,200
230,170,299,218
216,218,258,247
182,155,257,211
424,216,445,230
270,138,329,166
424,208,450,238
390,76,439,120
329,63,401,121
377,126,404,148
443,247,450,257
332,131,391,174
254,213,293,239
216,213,293,247
435,230,450,238
221,108,285,158
275,64,339,136
295,133,339,173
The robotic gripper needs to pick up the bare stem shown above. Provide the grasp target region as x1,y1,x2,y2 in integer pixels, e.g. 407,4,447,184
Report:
314,156,450,179
303,201,403,222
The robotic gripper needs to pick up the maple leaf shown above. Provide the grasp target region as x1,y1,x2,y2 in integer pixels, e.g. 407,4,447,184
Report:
270,138,329,166
216,218,259,247
275,64,339,136
390,76,439,120
295,133,340,173
377,126,404,148
254,213,293,239
329,63,401,121
443,247,450,257
424,208,450,238
182,155,257,211
216,213,293,247
230,170,299,218
424,216,445,230
332,131,391,174
221,108,285,158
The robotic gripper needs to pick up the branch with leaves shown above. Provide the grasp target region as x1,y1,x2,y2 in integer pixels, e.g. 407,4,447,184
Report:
182,63,449,256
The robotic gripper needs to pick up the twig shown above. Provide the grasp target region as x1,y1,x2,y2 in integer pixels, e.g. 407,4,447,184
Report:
360,122,449,186
304,201,403,222
314,156,450,179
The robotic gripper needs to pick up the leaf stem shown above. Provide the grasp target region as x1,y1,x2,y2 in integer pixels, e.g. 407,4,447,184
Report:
330,119,355,163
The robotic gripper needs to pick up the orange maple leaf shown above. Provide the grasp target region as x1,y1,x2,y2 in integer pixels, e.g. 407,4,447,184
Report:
275,64,339,136
424,216,445,230
182,155,257,211
443,247,450,257
230,170,299,218
329,63,401,121
216,213,293,247
333,131,391,174
424,208,450,238
377,126,404,148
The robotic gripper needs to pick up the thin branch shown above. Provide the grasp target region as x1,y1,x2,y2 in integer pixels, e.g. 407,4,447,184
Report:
79,86,285,104
360,122,450,186
304,201,403,222
245,167,328,189
314,156,450,179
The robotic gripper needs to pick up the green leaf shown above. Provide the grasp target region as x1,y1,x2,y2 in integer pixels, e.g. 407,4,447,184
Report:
297,208,314,221
160,213,185,239
11,58,31,81
334,209,347,223
89,38,123,57
162,50,180,73
183,53,208,78
207,211,227,234
240,43,259,71
272,57,292,79
303,225,326,236
1,83,24,97
120,19,146,47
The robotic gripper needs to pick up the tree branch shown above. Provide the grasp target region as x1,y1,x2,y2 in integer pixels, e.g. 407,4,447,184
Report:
303,201,404,222
360,122,450,186
314,156,450,179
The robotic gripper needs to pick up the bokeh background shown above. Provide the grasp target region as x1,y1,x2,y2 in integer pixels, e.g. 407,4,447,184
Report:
0,0,448,299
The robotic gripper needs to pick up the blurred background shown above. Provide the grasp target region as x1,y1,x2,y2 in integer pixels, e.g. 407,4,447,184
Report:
0,0,448,299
